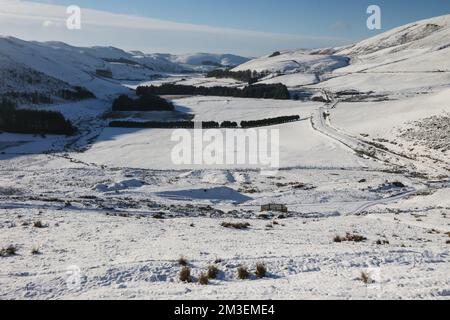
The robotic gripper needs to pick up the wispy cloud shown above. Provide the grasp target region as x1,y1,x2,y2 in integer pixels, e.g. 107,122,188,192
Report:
0,0,351,55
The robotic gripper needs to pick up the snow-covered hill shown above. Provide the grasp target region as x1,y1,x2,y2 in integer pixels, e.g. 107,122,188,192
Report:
1,14,450,301
231,14,450,92
0,37,249,99
312,15,450,95
232,49,349,75
334,15,450,74
169,53,250,71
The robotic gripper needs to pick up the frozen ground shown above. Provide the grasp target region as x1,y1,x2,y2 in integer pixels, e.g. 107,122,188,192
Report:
0,151,449,300
1,86,448,299
1,15,450,300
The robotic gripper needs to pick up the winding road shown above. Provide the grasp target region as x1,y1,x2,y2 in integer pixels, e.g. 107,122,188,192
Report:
306,98,448,215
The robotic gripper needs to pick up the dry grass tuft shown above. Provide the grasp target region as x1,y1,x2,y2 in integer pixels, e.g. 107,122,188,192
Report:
207,265,220,279
198,272,209,285
178,256,188,266
360,271,372,284
33,221,48,229
376,239,390,245
334,233,367,243
221,222,250,230
237,266,250,280
255,263,267,279
0,245,17,257
179,267,192,283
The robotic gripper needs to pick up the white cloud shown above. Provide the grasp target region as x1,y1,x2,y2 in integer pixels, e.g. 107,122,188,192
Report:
0,0,350,55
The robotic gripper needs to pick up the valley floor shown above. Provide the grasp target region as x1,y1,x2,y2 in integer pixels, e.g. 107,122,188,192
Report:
1,75,450,300
1,207,450,299
3,13,450,300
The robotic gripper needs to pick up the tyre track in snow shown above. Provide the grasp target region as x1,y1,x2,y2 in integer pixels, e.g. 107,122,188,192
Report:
307,99,439,214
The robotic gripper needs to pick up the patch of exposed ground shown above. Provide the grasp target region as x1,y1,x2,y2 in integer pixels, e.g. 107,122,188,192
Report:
399,113,450,152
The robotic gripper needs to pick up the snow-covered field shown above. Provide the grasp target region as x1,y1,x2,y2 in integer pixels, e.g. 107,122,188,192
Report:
1,14,450,300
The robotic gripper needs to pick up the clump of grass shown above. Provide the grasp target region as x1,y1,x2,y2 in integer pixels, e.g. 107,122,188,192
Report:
153,213,164,219
360,271,372,284
334,233,367,243
0,245,17,257
178,256,188,267
446,240,450,244
237,266,250,280
255,263,267,279
221,222,250,230
33,221,48,229
31,246,41,255
376,239,390,245
179,267,192,283
207,265,220,279
198,272,209,285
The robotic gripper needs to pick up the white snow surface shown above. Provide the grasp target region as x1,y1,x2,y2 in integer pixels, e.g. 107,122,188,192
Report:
232,50,348,75
1,15,450,300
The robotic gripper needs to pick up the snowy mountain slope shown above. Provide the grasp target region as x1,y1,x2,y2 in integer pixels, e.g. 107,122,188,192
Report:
228,14,450,91
229,49,350,88
169,53,250,68
232,50,348,75
307,15,450,95
0,52,72,95
0,37,129,98
1,15,450,301
335,14,450,73
339,15,450,56
0,37,249,99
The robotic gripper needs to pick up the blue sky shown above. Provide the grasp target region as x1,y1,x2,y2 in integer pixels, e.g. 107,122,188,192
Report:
2,0,450,55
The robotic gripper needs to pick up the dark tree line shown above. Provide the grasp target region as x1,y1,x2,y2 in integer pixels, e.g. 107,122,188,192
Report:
220,121,238,128
3,92,53,104
136,83,290,100
59,86,96,101
0,99,76,135
112,94,175,112
201,61,223,67
206,69,263,84
3,87,95,105
109,115,301,129
269,51,281,58
104,58,140,66
241,115,300,128
110,120,202,129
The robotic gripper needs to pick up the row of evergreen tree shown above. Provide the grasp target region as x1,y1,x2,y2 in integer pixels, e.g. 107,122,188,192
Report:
59,86,96,101
2,87,95,105
112,94,175,112
0,99,76,135
3,92,53,105
109,115,301,129
241,115,300,128
136,83,290,100
206,69,263,84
